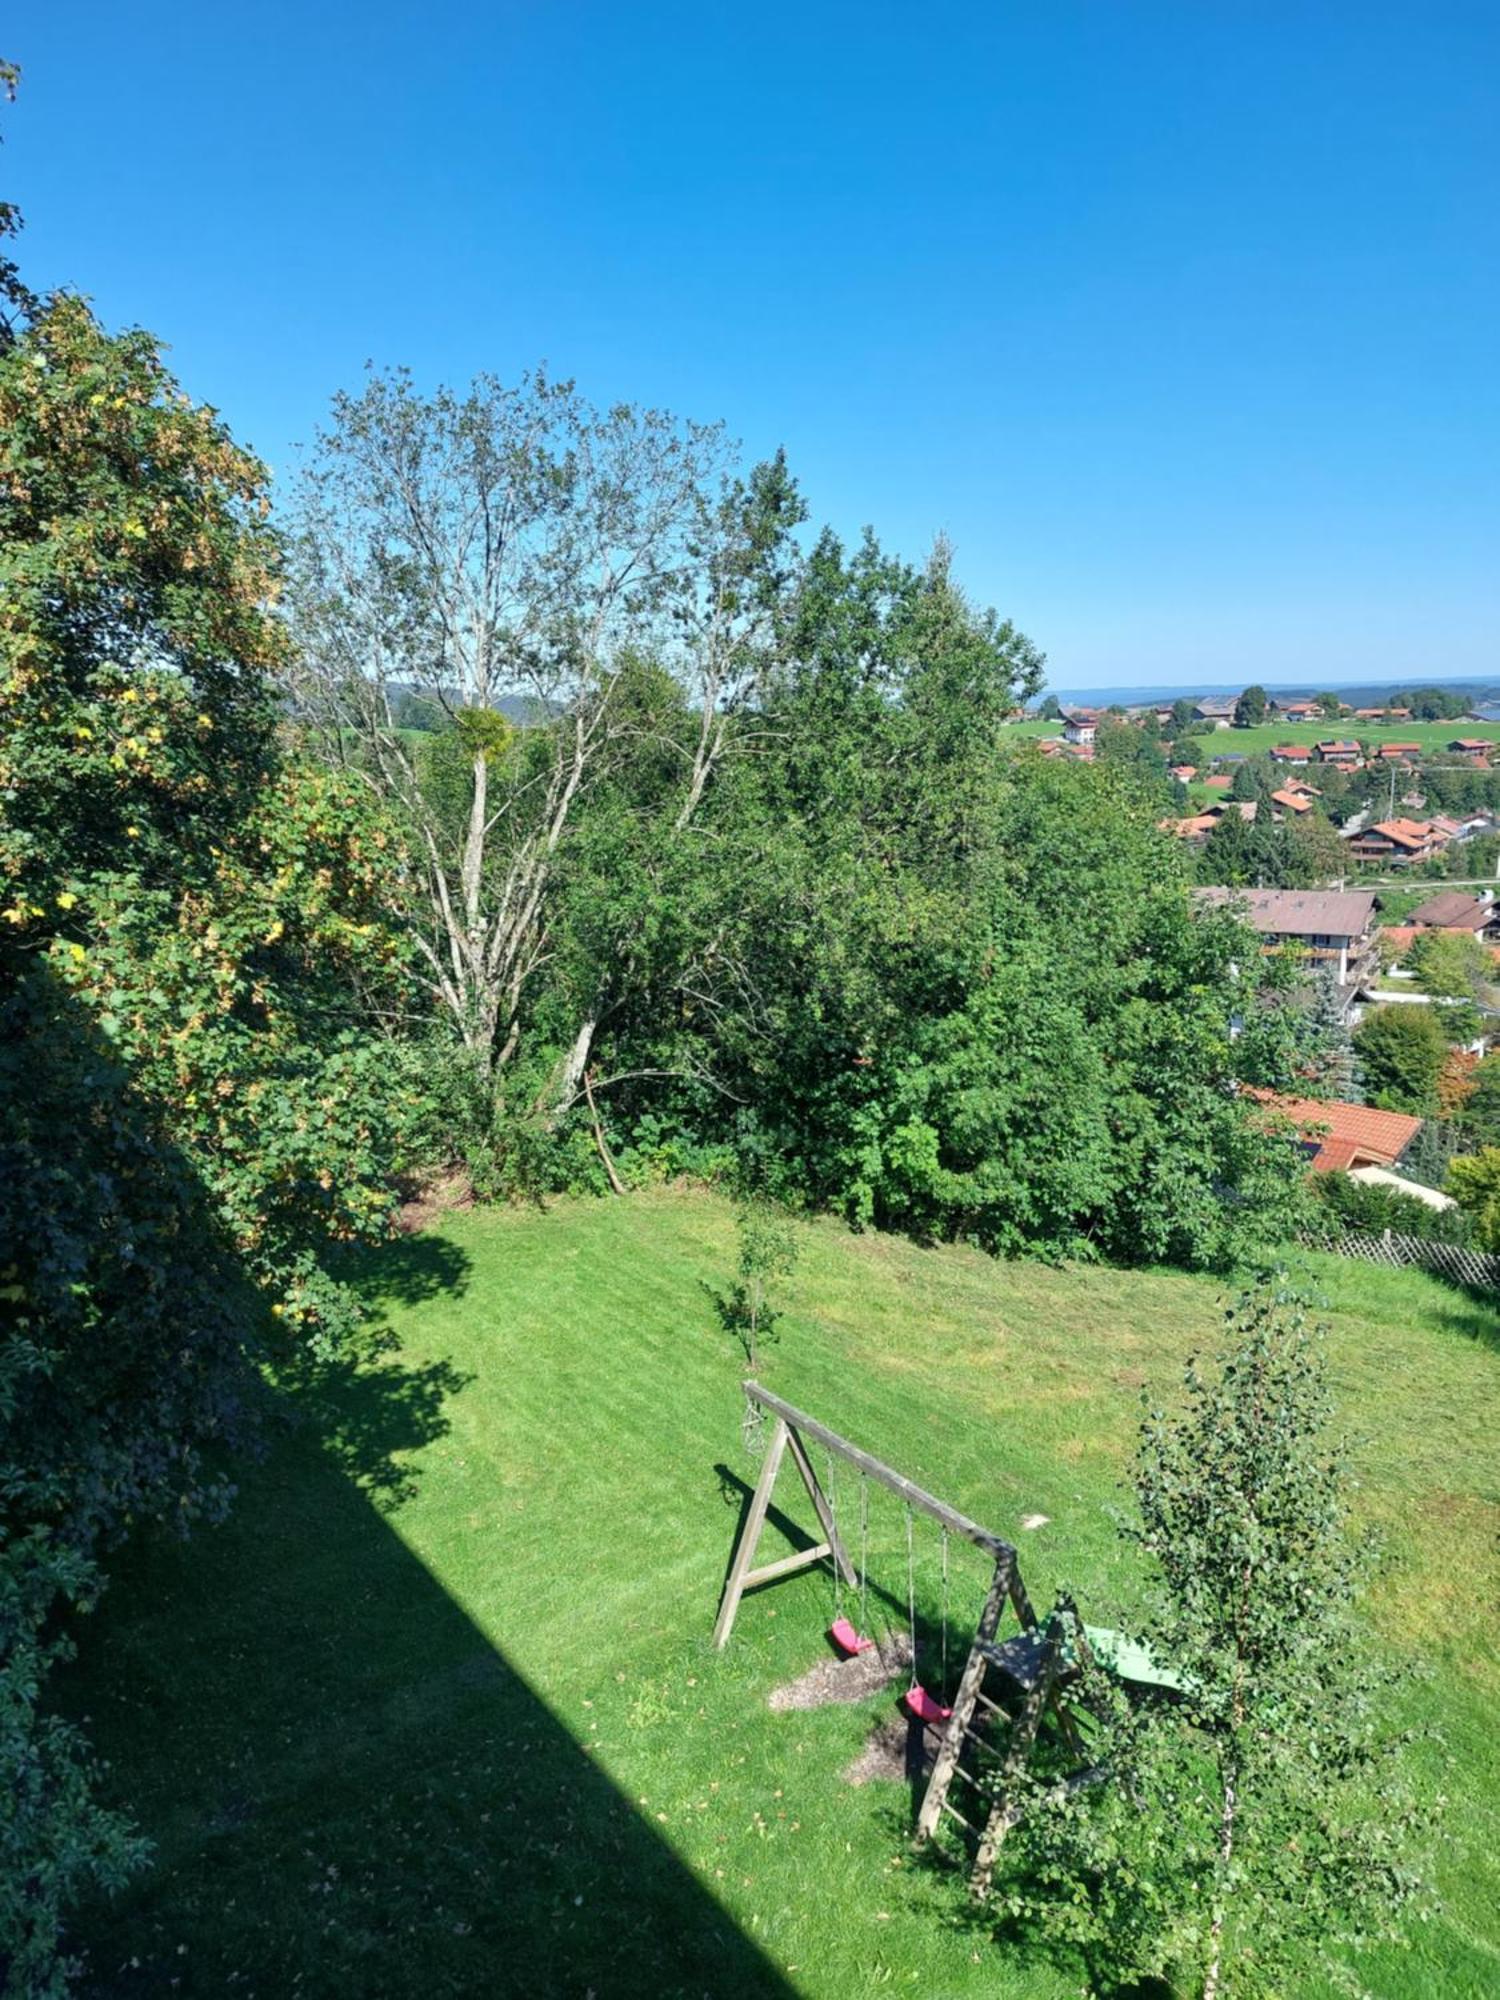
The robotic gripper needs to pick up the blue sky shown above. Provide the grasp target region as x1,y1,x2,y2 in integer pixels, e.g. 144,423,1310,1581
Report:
6,3,1498,688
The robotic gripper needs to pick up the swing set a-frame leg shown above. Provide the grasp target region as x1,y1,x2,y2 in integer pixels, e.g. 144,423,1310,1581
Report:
713,1416,856,1649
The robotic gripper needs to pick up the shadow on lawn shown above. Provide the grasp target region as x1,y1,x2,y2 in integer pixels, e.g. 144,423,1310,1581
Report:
1433,1295,1500,1355
66,1259,794,1998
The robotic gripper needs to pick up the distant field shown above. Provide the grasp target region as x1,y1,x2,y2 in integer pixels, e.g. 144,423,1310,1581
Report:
1184,718,1500,761
1002,716,1500,762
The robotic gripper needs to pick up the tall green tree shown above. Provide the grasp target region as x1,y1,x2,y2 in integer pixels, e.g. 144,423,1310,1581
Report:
1233,683,1268,728
1352,1005,1448,1114
999,1281,1428,1997
1446,1147,1500,1247
1457,1051,1500,1148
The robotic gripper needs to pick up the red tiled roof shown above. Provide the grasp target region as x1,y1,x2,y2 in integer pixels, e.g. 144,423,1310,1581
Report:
1360,818,1435,851
1271,788,1312,812
1244,1089,1423,1171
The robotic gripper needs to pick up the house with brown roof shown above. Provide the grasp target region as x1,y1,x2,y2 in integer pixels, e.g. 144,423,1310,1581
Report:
1195,887,1377,988
1271,788,1313,815
1449,737,1493,759
1314,739,1362,765
1345,817,1444,865
1194,696,1238,727
1406,890,1495,935
1244,1089,1423,1174
1375,741,1423,764
1166,800,1258,846
1061,709,1098,745
1165,812,1219,844
1270,743,1314,764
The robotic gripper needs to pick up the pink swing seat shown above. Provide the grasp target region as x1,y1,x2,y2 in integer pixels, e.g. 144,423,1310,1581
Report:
904,1684,952,1726
829,1616,875,1656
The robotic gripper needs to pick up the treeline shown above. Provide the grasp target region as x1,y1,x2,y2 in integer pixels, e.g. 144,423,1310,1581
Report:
284,369,1310,1266
0,190,1323,1996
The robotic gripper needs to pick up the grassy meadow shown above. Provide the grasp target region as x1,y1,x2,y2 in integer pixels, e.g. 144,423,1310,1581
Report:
1006,715,1500,760
65,1192,1500,1998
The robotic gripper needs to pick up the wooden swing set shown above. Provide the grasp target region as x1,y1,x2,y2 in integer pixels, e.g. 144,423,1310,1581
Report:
714,1382,1112,1893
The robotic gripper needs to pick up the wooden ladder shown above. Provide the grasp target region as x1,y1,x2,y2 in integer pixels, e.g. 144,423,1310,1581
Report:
916,1578,1084,1898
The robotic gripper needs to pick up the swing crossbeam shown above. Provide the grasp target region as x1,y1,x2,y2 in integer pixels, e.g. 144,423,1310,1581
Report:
737,1382,1018,1559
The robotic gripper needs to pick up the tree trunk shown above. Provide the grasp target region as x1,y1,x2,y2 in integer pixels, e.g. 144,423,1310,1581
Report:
1201,1767,1239,2000
549,1015,597,1121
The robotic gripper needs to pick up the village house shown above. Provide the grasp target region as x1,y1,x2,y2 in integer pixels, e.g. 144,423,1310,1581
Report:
1375,741,1423,765
1314,739,1362,765
1449,737,1493,761
1061,709,1097,746
1164,812,1217,845
1193,696,1238,728
1243,1089,1422,1174
1195,886,1377,992
1270,743,1314,764
1405,889,1496,936
1345,815,1461,866
1271,787,1313,816
1270,697,1321,720
1164,800,1258,847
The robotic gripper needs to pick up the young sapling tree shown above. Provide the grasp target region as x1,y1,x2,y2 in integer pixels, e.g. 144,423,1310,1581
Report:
996,1278,1432,1997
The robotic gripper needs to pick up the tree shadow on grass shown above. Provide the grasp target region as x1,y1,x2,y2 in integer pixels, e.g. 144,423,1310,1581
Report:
347,1229,475,1313
63,1345,794,1997
1432,1295,1500,1354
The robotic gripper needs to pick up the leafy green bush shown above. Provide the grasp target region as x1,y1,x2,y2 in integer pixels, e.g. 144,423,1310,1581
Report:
1310,1168,1473,1244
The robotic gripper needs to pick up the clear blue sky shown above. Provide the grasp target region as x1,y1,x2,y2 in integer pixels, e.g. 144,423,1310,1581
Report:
6,3,1498,689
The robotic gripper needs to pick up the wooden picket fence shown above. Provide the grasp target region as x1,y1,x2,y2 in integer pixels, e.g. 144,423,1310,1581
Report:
1301,1226,1500,1290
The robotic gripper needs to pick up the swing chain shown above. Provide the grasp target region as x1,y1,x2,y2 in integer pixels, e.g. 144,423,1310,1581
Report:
940,1527,949,1688
905,1504,918,1687
741,1390,766,1461
827,1450,842,1619
859,1475,870,1638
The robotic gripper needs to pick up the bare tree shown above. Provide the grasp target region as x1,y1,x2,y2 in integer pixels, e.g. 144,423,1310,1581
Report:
285,370,802,1099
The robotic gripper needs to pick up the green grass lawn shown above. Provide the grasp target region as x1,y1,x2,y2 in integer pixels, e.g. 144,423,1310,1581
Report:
1162,718,1500,763
65,1193,1500,1997
1003,717,1500,762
